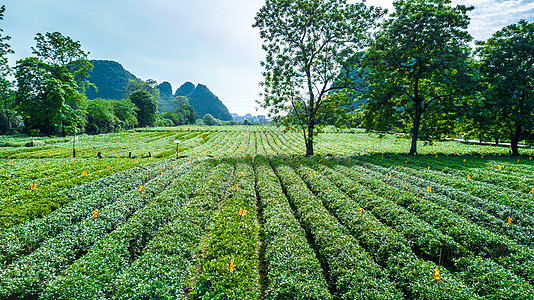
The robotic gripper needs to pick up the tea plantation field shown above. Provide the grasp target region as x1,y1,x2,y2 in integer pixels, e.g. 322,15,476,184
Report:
1,126,534,299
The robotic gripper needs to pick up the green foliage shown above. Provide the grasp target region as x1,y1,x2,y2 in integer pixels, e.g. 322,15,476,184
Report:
32,31,93,92
476,20,534,156
129,90,158,127
203,113,220,126
0,5,14,107
253,0,385,155
85,99,118,134
192,163,260,299
0,109,24,134
112,98,138,129
14,57,86,135
362,0,474,155
125,78,160,100
174,96,198,125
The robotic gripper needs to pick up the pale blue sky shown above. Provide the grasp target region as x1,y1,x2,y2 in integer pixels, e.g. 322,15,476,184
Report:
2,0,533,115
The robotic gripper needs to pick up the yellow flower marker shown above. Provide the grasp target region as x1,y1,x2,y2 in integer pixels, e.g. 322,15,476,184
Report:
498,165,502,170
313,171,315,176
230,259,235,273
467,175,471,180
108,166,111,169
435,269,440,283
428,166,430,170
508,216,512,225
30,183,37,190
481,155,484,158
389,173,392,178
172,165,175,169
135,159,139,163
359,208,363,215
8,161,13,164
435,155,437,158
93,210,98,218
161,172,164,176
139,186,144,192
149,157,153,161
427,186,432,192
236,183,239,189
532,188,534,194
82,171,88,176
39,163,42,167
241,172,245,177
463,159,466,163
530,157,532,160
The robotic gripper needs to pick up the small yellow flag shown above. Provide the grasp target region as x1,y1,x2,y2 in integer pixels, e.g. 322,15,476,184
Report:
149,157,153,160
427,186,432,192
300,164,302,168
172,165,175,169
428,166,430,170
481,155,484,158
93,210,99,218
82,171,88,176
467,175,471,180
435,155,437,158
135,159,139,163
508,216,512,225
359,208,363,215
39,163,42,167
30,183,37,190
238,209,247,216
435,269,440,283
139,186,144,192
389,173,392,178
241,172,245,177
236,183,239,189
108,166,111,169
498,165,502,170
230,259,235,272
313,171,316,176
531,188,534,194
161,172,164,176
8,161,13,164
463,159,466,163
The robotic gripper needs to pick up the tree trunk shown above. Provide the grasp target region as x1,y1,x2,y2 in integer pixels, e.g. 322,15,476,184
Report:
511,135,520,156
410,99,422,155
511,123,521,156
306,122,314,156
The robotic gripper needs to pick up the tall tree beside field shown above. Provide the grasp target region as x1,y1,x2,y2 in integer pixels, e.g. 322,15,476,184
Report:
361,0,474,155
476,20,534,156
129,90,158,127
15,32,91,135
0,5,15,132
253,0,384,156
